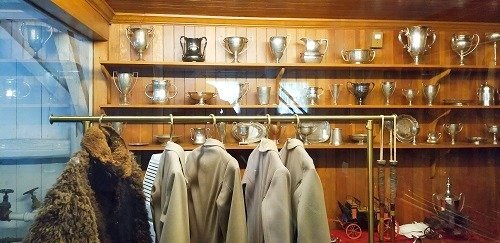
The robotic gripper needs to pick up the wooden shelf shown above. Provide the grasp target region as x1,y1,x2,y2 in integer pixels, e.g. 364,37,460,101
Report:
100,60,499,72
127,142,499,151
101,104,500,109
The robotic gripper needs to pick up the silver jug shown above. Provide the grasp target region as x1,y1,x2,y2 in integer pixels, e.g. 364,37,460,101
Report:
190,127,211,145
300,38,328,54
180,36,207,62
398,26,436,65
477,82,495,106
145,79,178,104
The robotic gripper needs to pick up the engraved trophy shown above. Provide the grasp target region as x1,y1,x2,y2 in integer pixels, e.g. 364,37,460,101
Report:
485,32,500,65
347,81,375,105
220,36,249,63
451,33,479,65
432,177,464,214
381,81,396,105
126,26,155,61
145,79,178,104
269,36,289,63
402,88,419,106
423,83,440,106
443,123,463,145
19,22,53,59
329,84,342,105
398,26,437,65
112,72,138,105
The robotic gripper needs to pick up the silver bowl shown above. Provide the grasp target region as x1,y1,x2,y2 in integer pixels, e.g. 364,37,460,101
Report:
155,134,180,145
467,136,487,145
341,49,376,64
300,53,324,63
350,133,368,145
187,91,217,105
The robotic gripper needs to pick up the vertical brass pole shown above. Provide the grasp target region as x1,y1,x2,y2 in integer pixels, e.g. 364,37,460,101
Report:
366,120,374,243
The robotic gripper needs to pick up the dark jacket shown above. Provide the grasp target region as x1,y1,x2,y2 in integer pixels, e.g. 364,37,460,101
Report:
24,125,152,243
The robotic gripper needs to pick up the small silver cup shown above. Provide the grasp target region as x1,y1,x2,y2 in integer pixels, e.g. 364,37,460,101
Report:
423,83,440,106
215,122,227,143
330,128,343,146
443,123,463,145
329,84,342,105
257,86,271,105
269,36,289,63
381,81,396,105
112,71,138,105
236,123,251,145
126,26,155,61
402,88,419,105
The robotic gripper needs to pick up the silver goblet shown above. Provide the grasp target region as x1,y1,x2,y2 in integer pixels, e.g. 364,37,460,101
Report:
126,26,155,61
236,123,251,145
112,71,138,105
381,81,396,105
269,36,289,63
398,26,436,65
485,124,498,144
297,124,316,145
443,123,463,145
402,88,419,106
220,36,248,63
451,33,479,66
423,83,440,106
19,22,53,59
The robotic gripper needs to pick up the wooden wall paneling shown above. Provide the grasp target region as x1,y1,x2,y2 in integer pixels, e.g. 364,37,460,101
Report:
285,28,297,64
116,24,130,61
163,25,175,62
214,26,226,105
246,27,258,105
255,27,268,106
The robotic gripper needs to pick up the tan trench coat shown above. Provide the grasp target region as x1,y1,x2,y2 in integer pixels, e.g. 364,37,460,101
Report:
150,141,190,243
185,138,248,243
242,138,293,243
280,138,331,243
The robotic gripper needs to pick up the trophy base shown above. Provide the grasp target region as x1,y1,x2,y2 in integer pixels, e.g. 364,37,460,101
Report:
182,55,205,62
238,141,249,145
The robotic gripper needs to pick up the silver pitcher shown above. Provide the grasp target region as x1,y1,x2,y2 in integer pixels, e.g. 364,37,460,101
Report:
180,36,207,62
423,83,440,106
190,127,211,145
451,33,479,66
269,36,289,63
305,86,324,105
477,82,495,106
381,81,396,105
347,82,375,105
126,26,155,61
19,22,53,59
398,26,436,65
145,79,178,104
112,71,138,105
220,36,248,63
300,38,328,54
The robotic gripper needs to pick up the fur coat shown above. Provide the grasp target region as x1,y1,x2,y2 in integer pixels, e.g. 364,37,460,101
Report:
24,125,152,243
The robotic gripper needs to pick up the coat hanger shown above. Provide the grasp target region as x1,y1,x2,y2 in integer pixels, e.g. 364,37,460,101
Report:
169,113,174,142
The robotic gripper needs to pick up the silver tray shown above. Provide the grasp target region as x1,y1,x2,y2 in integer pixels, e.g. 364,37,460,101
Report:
396,114,419,143
232,122,267,144
300,121,330,143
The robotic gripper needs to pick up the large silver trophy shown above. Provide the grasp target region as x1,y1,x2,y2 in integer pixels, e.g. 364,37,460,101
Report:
451,33,479,66
347,82,375,105
381,81,396,105
398,26,436,65
19,22,53,59
269,36,289,63
112,71,138,105
126,26,155,61
220,36,248,63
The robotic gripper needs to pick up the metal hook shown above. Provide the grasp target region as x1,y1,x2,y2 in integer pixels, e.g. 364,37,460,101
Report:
98,114,105,125
169,114,174,142
294,114,300,127
209,114,216,126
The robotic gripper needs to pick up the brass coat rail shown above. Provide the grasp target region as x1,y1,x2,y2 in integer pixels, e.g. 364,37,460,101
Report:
49,114,397,243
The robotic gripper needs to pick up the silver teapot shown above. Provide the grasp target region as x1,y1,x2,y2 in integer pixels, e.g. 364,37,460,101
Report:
477,82,495,106
145,79,178,104
190,127,211,145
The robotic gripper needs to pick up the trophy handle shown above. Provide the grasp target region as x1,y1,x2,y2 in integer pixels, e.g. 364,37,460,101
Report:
144,83,153,99
284,35,291,53
320,39,329,55
369,49,376,62
111,71,122,95
369,82,375,93
317,87,324,97
218,37,233,54
146,27,155,49
167,83,178,99
341,49,350,62
18,81,31,98
457,123,463,133
463,34,480,56
346,81,354,95
426,30,437,50
180,36,187,54
398,28,409,49
125,27,133,45
201,37,208,58
239,37,250,54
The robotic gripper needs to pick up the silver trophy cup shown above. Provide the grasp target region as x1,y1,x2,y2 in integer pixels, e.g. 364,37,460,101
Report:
451,33,479,65
269,36,289,63
329,84,342,105
19,23,53,59
398,26,437,65
126,26,155,61
423,83,440,106
145,79,178,104
297,124,317,145
112,71,138,105
402,88,419,106
215,122,227,143
443,123,463,145
220,36,248,63
347,82,375,105
381,81,396,105
257,86,271,105
485,124,498,145
305,86,324,105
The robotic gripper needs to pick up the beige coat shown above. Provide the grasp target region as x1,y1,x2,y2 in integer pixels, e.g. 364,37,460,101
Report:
151,141,190,243
242,138,293,243
185,139,247,243
280,138,331,243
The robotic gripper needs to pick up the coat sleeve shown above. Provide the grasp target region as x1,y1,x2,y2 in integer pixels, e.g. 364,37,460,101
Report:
297,170,331,243
151,153,190,243
217,160,248,243
262,168,293,243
